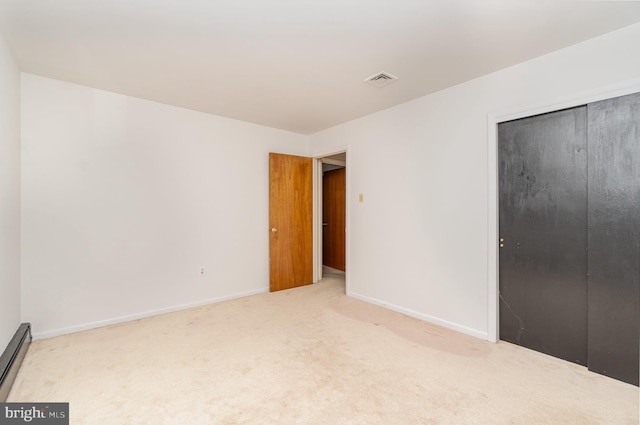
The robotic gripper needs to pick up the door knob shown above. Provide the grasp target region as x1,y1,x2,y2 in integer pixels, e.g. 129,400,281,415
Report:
271,227,278,233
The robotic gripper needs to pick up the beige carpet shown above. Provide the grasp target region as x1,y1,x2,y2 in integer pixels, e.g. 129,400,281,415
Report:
9,269,639,424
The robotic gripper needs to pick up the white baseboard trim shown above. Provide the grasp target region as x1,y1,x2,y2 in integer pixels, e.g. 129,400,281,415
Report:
31,288,269,340
346,290,489,341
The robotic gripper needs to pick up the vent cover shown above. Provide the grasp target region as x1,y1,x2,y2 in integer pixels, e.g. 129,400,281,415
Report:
364,71,398,87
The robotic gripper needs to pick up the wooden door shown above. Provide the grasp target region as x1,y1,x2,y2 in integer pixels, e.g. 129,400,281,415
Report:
322,168,346,271
269,153,313,292
499,94,640,387
587,93,640,386
499,107,589,366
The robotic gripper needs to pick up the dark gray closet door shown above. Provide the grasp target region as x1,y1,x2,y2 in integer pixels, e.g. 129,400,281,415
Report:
499,107,588,365
587,92,640,386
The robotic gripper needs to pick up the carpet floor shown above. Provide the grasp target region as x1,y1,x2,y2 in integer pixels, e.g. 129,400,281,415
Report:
8,269,639,424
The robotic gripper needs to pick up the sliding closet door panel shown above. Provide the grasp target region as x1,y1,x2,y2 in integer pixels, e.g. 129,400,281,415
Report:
587,92,640,386
499,107,588,365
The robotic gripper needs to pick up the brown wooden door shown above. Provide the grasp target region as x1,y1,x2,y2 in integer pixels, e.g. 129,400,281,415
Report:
269,153,313,292
322,167,346,271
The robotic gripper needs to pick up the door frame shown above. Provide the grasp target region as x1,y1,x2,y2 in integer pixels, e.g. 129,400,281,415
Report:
487,78,640,343
312,147,349,292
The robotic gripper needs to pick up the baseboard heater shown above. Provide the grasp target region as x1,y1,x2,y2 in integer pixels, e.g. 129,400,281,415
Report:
0,323,32,401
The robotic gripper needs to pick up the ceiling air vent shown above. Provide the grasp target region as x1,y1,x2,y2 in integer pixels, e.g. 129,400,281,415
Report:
364,71,398,87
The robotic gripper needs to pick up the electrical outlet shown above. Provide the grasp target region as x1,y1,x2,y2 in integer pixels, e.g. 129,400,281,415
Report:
199,266,205,275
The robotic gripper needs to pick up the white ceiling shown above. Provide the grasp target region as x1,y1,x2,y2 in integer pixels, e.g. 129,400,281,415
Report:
1,1,640,134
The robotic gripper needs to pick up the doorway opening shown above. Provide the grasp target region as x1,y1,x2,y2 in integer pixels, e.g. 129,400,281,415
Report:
314,151,347,292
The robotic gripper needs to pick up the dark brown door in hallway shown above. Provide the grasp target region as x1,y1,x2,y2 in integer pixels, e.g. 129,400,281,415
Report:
322,168,346,271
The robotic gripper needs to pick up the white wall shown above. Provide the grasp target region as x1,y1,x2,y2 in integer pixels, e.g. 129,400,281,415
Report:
310,23,640,339
21,75,308,338
0,33,21,348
